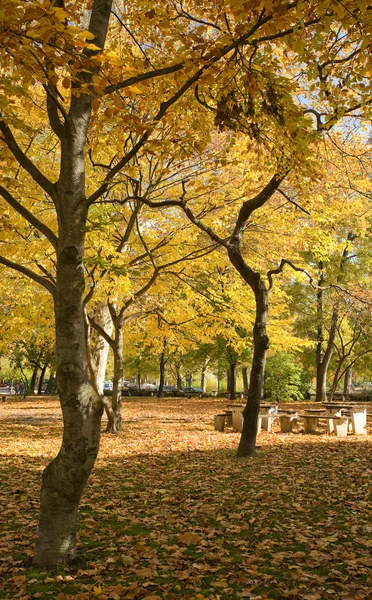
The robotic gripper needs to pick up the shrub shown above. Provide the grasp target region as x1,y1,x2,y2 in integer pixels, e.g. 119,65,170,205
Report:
264,352,311,402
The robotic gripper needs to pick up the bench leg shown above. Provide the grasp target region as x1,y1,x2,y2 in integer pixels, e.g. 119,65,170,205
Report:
334,418,349,437
214,415,226,432
232,408,243,432
303,417,318,434
351,411,367,435
280,416,292,433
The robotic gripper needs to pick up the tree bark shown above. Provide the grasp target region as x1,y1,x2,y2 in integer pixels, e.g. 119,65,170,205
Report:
229,362,237,400
237,282,269,457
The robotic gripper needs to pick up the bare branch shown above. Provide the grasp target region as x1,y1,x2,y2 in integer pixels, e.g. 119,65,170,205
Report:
277,188,310,215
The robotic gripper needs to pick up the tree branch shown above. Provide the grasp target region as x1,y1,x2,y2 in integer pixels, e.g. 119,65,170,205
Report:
0,255,56,295
0,185,58,249
0,121,57,200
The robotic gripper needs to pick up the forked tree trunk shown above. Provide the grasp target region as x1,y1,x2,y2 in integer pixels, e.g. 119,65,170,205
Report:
200,357,209,392
242,365,249,395
316,307,338,402
237,282,269,457
46,369,55,394
29,364,39,395
229,362,237,400
107,322,123,433
157,340,167,398
226,368,231,393
37,364,47,395
90,302,113,393
176,363,182,390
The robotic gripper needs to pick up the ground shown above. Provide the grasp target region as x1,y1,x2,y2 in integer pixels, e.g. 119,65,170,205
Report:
0,396,371,600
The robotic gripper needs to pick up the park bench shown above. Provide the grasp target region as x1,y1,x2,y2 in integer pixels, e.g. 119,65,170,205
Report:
322,403,367,435
214,411,233,431
300,414,350,437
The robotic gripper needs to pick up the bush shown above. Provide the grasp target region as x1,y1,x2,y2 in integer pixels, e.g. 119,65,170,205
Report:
264,352,311,402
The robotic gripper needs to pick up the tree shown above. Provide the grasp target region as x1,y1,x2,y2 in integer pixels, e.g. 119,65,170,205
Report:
2,1,372,565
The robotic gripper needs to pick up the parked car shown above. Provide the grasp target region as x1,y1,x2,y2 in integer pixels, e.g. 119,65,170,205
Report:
183,386,202,393
162,385,177,392
103,381,113,391
141,383,158,390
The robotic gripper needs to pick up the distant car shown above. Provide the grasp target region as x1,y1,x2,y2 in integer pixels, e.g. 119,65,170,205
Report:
141,383,158,390
126,381,140,389
103,381,113,391
162,385,177,392
183,386,202,393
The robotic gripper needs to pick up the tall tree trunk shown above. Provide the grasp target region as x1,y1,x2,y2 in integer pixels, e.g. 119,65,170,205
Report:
200,357,210,392
315,265,325,401
29,364,39,395
316,306,338,402
237,282,269,457
37,364,47,395
329,355,345,401
137,371,141,389
176,363,182,390
90,302,113,393
226,368,231,393
242,365,249,395
34,222,103,567
157,340,167,398
106,320,123,433
315,236,353,402
229,362,237,400
343,366,352,396
46,368,55,394
33,1,112,566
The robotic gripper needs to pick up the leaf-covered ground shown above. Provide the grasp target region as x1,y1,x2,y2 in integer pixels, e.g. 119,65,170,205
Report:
0,396,371,600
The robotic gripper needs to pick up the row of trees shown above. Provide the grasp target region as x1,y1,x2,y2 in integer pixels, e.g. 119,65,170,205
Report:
1,0,372,567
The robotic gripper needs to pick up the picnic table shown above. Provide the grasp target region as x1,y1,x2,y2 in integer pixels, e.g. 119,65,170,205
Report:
224,403,279,433
214,402,368,436
321,402,367,434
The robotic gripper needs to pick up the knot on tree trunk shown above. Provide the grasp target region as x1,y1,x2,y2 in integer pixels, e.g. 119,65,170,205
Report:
60,246,80,262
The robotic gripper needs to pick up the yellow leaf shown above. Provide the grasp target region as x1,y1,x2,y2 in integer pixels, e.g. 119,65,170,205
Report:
93,584,102,596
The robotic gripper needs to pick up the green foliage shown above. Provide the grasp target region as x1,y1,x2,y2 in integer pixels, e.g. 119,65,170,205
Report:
264,352,311,402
